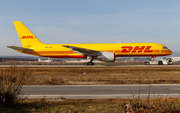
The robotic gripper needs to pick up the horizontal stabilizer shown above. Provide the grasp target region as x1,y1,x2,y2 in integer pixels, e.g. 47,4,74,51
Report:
7,46,34,52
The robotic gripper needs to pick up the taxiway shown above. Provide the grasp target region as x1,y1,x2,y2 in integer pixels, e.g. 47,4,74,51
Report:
22,84,180,99
1,65,180,67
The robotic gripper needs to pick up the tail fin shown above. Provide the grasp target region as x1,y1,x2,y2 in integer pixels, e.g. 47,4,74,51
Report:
13,21,44,47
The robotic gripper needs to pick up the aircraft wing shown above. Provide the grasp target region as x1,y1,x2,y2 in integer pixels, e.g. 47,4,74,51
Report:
7,46,34,52
62,45,102,56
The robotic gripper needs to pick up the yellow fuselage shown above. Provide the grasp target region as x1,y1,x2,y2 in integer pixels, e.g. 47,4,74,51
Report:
22,43,172,58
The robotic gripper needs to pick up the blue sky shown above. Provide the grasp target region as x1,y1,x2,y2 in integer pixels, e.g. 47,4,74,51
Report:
1,0,180,56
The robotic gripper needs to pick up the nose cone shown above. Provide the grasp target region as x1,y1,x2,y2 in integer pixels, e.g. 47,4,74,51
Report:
160,44,173,56
169,49,173,55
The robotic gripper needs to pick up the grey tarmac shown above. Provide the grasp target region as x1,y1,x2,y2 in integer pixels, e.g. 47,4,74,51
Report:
21,84,180,99
1,65,180,67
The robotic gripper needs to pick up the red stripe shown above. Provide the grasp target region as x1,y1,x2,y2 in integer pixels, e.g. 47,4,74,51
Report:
154,50,160,53
161,50,171,52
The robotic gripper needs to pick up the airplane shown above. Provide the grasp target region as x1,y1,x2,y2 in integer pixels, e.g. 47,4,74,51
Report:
7,21,172,65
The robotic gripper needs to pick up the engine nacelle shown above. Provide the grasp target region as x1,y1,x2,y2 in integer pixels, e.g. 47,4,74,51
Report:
96,52,115,62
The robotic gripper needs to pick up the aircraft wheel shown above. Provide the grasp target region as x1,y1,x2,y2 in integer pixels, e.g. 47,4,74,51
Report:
84,62,88,66
146,62,150,65
89,62,94,65
88,62,92,66
158,61,163,65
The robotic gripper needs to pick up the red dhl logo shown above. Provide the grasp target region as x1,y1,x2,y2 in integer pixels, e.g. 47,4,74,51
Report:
121,46,153,53
21,36,35,39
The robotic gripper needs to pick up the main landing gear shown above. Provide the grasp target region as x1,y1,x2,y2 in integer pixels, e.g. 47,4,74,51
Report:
84,62,94,65
84,56,94,66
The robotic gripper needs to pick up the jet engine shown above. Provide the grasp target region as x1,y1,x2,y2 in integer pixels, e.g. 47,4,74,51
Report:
96,52,115,62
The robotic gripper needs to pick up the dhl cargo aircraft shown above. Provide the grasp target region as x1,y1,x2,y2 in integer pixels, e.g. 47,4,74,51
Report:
7,21,172,65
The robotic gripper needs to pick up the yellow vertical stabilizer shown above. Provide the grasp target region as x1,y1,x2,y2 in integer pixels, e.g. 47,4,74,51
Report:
13,21,44,47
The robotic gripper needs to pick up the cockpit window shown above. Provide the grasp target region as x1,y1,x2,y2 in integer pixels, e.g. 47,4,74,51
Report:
163,47,168,49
